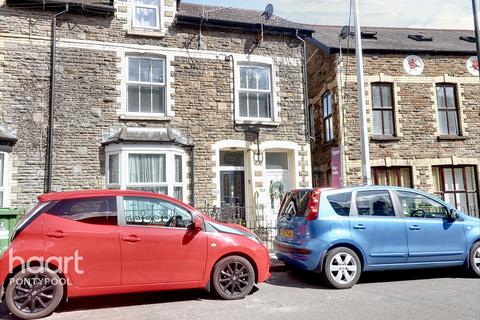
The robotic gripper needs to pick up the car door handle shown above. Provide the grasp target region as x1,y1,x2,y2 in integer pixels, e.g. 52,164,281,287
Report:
122,235,141,243
353,224,366,230
409,225,421,231
46,231,67,239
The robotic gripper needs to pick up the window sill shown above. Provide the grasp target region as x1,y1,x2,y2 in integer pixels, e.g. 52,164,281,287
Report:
235,119,279,127
126,29,165,39
370,135,401,142
119,113,173,121
437,135,469,141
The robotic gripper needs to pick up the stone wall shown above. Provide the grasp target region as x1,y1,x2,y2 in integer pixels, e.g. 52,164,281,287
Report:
0,3,310,208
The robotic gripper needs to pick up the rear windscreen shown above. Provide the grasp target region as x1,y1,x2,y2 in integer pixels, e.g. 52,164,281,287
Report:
327,192,352,216
279,190,312,217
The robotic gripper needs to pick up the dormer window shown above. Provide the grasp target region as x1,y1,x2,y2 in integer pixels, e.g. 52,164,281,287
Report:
133,0,160,29
408,34,433,42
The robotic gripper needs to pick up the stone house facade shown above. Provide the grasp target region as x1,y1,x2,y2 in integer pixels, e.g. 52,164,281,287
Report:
0,0,313,221
307,25,480,217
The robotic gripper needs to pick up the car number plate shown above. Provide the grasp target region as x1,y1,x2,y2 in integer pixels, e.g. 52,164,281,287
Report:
280,229,294,238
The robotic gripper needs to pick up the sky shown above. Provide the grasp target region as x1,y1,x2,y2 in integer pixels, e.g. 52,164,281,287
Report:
183,0,477,30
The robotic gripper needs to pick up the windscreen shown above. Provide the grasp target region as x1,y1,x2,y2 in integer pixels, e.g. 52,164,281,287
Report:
278,190,312,217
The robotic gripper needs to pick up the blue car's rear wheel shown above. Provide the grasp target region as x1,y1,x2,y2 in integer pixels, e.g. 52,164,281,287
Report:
323,247,361,289
470,242,480,277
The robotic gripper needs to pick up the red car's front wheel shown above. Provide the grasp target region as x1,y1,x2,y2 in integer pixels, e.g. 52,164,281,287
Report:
5,266,64,320
212,255,255,300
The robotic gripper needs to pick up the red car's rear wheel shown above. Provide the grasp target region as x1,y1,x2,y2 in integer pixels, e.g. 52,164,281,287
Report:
5,266,64,320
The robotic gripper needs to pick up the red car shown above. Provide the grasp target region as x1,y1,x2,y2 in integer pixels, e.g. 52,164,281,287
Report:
0,190,270,319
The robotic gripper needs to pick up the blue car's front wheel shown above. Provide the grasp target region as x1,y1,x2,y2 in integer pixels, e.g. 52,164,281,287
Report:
323,247,361,289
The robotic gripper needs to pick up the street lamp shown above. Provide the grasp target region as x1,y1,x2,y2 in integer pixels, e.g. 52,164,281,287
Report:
472,0,480,81
353,0,372,185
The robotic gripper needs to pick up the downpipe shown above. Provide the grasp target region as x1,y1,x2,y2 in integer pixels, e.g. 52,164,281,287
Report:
45,4,69,193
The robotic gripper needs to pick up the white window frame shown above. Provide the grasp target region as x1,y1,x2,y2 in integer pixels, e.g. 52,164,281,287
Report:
126,56,166,116
132,0,161,30
235,61,277,124
105,144,186,202
0,152,9,207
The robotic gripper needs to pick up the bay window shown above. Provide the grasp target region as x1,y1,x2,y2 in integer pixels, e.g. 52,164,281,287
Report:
106,146,185,201
133,0,160,29
433,166,479,217
127,57,166,114
238,65,273,120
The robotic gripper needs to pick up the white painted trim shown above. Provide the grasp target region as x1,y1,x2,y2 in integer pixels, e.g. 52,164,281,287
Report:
0,152,9,207
120,52,175,118
234,59,279,123
132,0,161,30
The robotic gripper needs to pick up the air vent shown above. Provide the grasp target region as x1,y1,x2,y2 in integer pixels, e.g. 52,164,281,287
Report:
361,30,378,40
408,34,433,42
459,35,476,43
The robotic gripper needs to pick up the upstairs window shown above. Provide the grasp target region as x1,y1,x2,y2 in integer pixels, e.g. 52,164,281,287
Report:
436,84,460,136
322,91,333,142
372,83,395,136
127,57,166,114
238,65,272,120
133,0,160,29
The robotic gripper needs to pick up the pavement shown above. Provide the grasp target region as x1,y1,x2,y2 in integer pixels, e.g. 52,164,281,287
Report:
1,258,479,320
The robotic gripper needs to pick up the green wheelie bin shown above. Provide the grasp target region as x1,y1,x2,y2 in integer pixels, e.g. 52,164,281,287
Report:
0,208,20,254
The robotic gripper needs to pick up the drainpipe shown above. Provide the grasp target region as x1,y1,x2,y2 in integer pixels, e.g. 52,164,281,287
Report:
45,4,69,194
188,145,195,207
296,30,314,142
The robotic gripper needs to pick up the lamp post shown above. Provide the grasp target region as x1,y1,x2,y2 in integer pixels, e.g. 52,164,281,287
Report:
353,0,372,185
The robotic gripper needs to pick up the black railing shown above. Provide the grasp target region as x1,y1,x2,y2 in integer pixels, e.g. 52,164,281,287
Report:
198,204,278,250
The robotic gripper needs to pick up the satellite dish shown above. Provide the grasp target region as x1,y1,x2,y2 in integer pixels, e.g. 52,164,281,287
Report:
340,25,351,40
262,4,274,20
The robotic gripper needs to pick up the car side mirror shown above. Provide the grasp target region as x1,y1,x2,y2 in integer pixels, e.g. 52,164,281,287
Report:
188,216,203,231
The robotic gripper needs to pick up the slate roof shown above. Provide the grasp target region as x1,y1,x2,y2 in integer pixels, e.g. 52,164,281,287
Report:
176,2,314,35
306,25,477,55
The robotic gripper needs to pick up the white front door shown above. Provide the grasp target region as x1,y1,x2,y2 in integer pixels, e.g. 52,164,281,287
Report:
263,152,292,222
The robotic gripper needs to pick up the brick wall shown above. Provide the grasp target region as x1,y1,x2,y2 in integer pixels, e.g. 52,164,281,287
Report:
309,49,480,193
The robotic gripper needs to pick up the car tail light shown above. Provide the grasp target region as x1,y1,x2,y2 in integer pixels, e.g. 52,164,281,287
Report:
306,189,321,221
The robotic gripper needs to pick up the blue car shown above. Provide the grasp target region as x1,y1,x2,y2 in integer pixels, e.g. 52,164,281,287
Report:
274,186,480,289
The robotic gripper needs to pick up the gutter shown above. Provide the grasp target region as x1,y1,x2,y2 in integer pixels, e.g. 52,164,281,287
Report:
45,4,69,193
6,0,115,16
176,15,314,37
306,39,477,56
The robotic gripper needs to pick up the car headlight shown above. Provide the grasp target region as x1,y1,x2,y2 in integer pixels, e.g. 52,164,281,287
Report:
247,233,262,244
